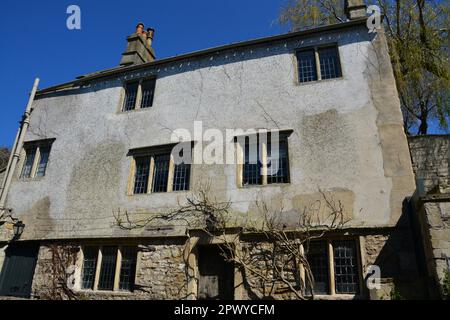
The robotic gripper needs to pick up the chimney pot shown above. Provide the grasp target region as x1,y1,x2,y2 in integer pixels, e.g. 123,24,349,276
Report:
146,28,155,47
135,23,144,35
120,23,156,66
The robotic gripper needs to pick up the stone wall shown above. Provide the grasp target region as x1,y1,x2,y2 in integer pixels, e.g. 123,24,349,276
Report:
31,240,188,300
409,135,450,299
409,135,450,192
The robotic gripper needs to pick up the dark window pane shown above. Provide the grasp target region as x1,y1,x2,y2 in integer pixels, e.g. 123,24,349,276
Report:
297,49,318,83
152,154,170,193
123,82,139,111
173,163,191,191
243,138,262,186
119,247,137,292
98,246,118,291
319,47,342,80
21,148,36,179
133,157,150,194
333,241,360,294
268,138,289,184
140,79,156,108
35,147,51,177
81,247,98,290
306,241,329,295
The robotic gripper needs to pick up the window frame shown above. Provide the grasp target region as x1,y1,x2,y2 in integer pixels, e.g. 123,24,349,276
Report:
79,246,138,293
303,238,363,297
127,143,193,196
236,131,292,188
295,44,343,84
19,139,54,180
121,77,157,112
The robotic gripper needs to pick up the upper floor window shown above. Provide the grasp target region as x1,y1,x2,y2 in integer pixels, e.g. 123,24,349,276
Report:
20,140,54,179
128,143,192,195
239,133,290,187
80,246,137,293
296,45,342,83
122,78,156,112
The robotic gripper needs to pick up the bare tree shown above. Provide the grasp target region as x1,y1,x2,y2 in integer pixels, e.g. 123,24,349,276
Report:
35,244,82,300
114,183,348,300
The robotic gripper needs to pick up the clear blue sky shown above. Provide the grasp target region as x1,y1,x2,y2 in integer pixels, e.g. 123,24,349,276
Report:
0,1,447,148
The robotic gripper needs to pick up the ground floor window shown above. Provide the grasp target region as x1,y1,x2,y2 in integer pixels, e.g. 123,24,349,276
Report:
80,246,137,292
305,239,361,296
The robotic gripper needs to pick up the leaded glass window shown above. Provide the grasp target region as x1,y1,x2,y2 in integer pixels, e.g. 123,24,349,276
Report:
306,241,329,295
20,148,36,179
173,163,191,192
35,147,51,177
267,138,289,184
123,82,139,111
81,247,98,290
140,79,156,108
297,49,318,83
152,154,170,193
243,138,262,186
297,46,342,83
319,47,342,80
133,157,150,194
119,247,137,291
97,246,118,291
333,241,359,294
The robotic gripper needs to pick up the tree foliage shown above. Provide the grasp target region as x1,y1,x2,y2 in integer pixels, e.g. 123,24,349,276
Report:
0,147,9,171
279,0,449,135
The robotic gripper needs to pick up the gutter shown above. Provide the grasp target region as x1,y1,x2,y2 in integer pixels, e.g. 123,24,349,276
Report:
0,79,40,215
36,18,368,96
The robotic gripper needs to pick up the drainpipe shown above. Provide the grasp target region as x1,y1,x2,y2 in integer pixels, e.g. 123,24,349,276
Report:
0,78,40,214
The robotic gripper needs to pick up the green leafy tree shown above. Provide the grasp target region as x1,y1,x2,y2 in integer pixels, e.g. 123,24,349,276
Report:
279,0,449,135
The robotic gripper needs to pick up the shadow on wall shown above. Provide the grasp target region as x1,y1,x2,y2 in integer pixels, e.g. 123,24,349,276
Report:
366,198,430,300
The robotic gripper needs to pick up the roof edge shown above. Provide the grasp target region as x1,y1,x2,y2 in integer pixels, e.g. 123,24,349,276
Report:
36,18,368,96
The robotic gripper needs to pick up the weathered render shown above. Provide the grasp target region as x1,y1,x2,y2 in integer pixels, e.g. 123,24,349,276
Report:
0,16,425,300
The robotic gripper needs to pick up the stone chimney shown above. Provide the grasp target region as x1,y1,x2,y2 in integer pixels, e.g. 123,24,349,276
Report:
120,23,156,67
344,0,367,20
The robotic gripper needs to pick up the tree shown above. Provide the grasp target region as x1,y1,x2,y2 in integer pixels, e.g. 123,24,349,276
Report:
0,147,9,171
279,0,449,135
114,183,348,300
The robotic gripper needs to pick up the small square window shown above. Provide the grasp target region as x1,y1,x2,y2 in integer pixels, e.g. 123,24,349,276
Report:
296,45,342,83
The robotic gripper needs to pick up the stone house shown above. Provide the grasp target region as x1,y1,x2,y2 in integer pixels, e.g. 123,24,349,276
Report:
0,2,434,300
